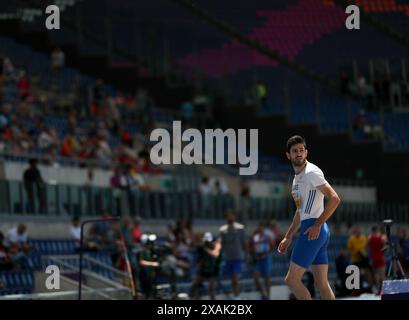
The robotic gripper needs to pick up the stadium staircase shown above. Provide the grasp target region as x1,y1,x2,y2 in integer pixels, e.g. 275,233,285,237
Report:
0,239,132,299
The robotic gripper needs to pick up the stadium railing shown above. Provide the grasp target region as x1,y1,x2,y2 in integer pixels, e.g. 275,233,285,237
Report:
0,180,408,222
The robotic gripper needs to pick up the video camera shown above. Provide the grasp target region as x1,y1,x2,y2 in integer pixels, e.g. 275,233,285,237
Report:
383,219,394,244
139,233,173,261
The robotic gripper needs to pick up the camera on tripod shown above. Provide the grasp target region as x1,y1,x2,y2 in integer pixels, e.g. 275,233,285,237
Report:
383,219,406,280
383,219,392,232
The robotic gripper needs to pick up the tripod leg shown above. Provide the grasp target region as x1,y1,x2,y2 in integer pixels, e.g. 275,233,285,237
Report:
397,261,406,279
387,262,393,278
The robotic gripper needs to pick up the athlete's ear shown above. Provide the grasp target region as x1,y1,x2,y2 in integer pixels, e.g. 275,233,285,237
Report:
305,149,308,157
286,152,290,160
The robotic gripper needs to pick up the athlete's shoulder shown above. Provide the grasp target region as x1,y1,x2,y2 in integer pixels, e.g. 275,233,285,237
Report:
305,162,324,176
220,223,244,233
219,224,228,233
305,162,328,187
233,222,245,230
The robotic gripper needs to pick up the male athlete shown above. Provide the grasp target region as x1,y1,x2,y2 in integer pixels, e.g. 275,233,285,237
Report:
278,135,341,300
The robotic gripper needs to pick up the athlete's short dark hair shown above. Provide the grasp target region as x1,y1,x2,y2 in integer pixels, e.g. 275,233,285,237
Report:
286,135,307,152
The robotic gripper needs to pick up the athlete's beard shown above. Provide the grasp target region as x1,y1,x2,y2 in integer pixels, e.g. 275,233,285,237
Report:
292,158,307,172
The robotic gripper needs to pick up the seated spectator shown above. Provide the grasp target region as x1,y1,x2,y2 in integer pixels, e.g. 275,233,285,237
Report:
120,129,133,148
50,47,65,73
92,79,105,112
6,223,28,248
38,127,59,155
7,243,29,271
5,224,30,270
96,137,112,164
70,217,81,241
129,164,148,189
3,56,14,77
0,232,13,271
67,111,78,135
136,156,153,174
61,134,80,157
106,95,121,131
0,113,8,131
17,70,30,100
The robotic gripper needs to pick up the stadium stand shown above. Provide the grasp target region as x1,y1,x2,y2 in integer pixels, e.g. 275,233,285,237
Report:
0,0,409,301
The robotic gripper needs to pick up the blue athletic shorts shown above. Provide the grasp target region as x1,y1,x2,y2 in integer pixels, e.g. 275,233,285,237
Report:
255,254,272,276
224,259,244,276
291,218,330,269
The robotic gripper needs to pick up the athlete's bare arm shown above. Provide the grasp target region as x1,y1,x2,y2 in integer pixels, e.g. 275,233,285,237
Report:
278,211,300,254
304,183,341,240
204,240,221,258
139,259,160,267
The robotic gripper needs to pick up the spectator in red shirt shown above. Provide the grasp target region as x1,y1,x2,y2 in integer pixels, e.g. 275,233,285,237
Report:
121,130,132,148
17,70,30,100
132,216,142,244
367,225,386,295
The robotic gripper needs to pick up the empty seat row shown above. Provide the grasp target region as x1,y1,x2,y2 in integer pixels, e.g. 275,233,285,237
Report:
28,239,77,255
0,271,34,294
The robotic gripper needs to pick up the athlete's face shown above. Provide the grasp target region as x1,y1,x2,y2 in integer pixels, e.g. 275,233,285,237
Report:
286,143,308,167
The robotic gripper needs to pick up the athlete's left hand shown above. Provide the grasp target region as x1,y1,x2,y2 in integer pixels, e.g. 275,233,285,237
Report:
304,224,321,240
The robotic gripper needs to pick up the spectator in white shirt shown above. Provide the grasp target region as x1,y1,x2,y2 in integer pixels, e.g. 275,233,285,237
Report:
70,217,81,242
199,177,212,195
51,47,65,71
6,224,31,270
6,224,28,247
213,179,229,195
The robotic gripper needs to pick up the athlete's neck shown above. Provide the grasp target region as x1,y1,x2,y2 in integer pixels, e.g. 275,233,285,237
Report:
293,161,307,175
